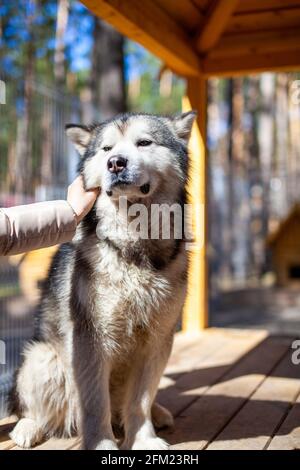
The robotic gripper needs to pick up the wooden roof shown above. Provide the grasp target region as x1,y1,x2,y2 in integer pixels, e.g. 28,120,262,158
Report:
82,0,300,77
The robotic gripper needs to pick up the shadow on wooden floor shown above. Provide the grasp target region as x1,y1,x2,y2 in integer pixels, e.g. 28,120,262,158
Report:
1,329,299,450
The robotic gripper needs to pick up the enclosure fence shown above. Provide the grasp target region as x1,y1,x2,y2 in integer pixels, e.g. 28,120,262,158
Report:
0,74,81,417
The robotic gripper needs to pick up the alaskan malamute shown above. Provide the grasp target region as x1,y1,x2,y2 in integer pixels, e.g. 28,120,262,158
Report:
9,111,196,450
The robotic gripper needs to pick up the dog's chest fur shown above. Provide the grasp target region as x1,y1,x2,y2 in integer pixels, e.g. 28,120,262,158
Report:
70,200,187,355
39,189,188,363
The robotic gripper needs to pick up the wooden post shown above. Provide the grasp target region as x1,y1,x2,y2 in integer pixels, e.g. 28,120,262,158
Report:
182,77,208,331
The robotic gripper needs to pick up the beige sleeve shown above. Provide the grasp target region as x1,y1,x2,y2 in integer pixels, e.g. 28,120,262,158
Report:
0,200,77,256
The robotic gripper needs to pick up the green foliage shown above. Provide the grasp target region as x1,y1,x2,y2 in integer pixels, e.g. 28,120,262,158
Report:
127,72,185,115
125,41,185,115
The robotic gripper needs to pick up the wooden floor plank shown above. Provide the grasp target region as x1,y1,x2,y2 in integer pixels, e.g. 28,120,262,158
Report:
0,416,18,427
267,394,300,450
11,436,81,451
2,329,296,451
164,331,209,372
207,348,300,450
0,416,17,450
158,329,267,417
164,329,232,375
162,336,292,450
68,438,82,450
0,437,16,450
165,329,266,376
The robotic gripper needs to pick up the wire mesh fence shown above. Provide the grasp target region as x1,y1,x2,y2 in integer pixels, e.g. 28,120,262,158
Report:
0,73,82,417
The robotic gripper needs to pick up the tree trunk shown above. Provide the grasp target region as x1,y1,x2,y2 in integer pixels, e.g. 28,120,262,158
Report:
275,73,289,217
52,0,69,189
257,74,275,270
227,78,234,279
245,76,263,277
91,18,126,120
14,3,36,197
229,77,248,282
54,0,69,87
41,97,53,187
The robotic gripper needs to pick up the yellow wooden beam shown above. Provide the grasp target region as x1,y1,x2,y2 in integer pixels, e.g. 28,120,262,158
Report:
81,0,202,77
182,78,208,332
207,29,300,59
203,48,300,77
196,0,239,53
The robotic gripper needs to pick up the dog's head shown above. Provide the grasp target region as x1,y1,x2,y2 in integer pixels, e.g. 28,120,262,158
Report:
66,112,196,202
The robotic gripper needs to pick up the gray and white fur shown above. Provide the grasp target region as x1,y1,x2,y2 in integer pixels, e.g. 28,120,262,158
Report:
9,111,196,450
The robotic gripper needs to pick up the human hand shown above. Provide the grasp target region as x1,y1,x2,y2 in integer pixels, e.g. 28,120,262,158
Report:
67,176,100,223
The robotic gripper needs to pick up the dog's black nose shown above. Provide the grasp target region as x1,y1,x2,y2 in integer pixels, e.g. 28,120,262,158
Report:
107,155,127,174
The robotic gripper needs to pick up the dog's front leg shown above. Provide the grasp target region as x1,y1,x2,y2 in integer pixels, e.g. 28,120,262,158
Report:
121,338,172,450
73,329,118,450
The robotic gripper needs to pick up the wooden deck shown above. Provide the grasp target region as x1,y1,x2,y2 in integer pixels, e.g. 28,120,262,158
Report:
1,328,300,450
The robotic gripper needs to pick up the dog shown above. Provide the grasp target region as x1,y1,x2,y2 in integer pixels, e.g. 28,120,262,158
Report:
9,111,196,450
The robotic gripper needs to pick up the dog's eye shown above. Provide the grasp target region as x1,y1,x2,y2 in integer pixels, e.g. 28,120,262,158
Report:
102,146,112,152
137,139,152,147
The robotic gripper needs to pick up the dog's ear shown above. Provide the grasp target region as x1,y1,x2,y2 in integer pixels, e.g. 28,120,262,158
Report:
172,111,197,143
65,124,92,156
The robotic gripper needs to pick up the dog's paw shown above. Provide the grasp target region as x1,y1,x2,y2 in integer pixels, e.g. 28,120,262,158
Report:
95,439,119,450
9,418,42,449
131,437,169,451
